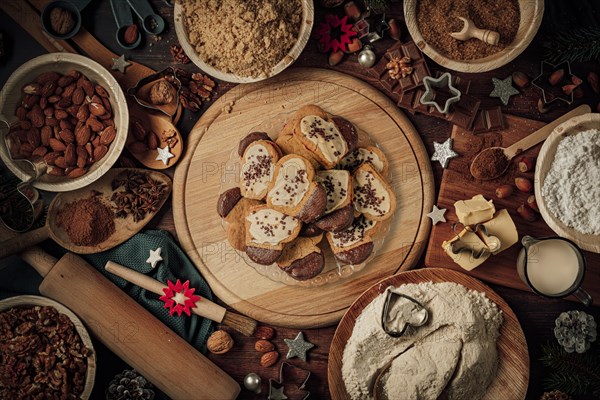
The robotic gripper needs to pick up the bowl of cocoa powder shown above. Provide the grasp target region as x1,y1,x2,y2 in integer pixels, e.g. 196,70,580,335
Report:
174,0,314,83
404,0,544,73
0,53,128,192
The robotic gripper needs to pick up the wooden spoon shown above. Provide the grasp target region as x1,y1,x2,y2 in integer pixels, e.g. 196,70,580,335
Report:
126,101,184,170
470,104,590,180
0,168,171,258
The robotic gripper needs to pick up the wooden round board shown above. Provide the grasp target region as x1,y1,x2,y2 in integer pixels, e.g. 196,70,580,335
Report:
173,68,435,328
328,268,529,400
535,113,600,253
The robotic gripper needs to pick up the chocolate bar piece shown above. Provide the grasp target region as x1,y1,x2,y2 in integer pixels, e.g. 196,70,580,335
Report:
471,106,506,133
368,41,430,94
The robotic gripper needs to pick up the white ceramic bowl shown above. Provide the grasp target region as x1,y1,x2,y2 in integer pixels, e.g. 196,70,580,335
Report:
174,1,314,83
404,0,544,73
0,53,128,192
0,295,96,399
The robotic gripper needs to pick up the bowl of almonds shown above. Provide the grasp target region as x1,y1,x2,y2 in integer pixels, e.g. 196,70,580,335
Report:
0,53,128,191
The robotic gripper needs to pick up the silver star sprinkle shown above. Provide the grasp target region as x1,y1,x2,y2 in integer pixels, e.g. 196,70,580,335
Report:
489,76,519,106
111,54,132,73
155,145,174,165
284,332,314,362
146,247,163,269
431,138,459,168
427,205,447,225
268,385,288,400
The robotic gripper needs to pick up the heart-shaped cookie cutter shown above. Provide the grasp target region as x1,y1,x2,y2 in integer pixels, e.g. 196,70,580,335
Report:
449,222,501,258
381,287,429,338
127,67,182,121
0,121,46,232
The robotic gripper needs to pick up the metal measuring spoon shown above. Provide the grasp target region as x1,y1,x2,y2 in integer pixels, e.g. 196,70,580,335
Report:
126,0,165,35
41,0,93,40
469,104,590,180
110,0,141,49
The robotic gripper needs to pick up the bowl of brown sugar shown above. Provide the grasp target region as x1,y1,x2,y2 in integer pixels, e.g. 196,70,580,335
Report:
174,0,314,83
404,0,544,73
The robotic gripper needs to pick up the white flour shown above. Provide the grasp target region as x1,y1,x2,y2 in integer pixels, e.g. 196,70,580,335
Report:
542,129,600,235
341,282,503,400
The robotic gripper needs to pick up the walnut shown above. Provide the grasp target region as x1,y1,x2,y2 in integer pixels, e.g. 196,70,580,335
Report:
49,7,75,35
207,330,234,354
170,44,190,64
386,56,413,80
149,80,175,105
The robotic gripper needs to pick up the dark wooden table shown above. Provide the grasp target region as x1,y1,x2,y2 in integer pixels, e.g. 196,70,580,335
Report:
1,1,599,399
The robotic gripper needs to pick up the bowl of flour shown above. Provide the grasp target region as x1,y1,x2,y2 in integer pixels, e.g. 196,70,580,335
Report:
328,268,529,400
536,113,600,253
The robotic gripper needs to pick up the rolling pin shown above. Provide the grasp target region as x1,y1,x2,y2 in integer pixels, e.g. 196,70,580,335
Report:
20,247,240,400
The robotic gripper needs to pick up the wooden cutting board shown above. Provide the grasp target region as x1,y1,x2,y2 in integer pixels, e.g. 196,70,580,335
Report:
173,68,435,328
425,113,600,302
328,268,529,400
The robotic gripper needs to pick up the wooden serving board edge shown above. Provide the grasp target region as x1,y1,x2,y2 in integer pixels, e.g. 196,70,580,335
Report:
173,68,435,327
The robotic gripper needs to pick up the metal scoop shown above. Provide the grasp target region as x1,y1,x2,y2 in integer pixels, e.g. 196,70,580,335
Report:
110,0,141,49
126,0,165,35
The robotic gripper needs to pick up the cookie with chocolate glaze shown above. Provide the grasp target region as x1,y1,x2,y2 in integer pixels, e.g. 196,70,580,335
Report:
240,140,281,200
277,235,324,281
222,196,263,251
238,131,272,157
353,162,396,221
314,203,354,232
326,215,379,265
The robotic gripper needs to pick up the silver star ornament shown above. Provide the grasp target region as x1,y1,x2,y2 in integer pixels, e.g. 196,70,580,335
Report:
431,138,459,168
111,54,132,73
284,332,314,362
427,205,447,225
489,76,519,106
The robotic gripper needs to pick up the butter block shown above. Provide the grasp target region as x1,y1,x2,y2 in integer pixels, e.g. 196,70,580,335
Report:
482,209,518,254
442,229,490,271
454,194,495,226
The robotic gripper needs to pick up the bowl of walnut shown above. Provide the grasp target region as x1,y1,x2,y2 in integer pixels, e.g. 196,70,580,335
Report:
0,53,128,192
0,295,96,399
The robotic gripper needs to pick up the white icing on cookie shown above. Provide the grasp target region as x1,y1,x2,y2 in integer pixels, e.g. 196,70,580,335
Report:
338,147,385,173
353,168,391,216
300,115,348,163
331,216,377,248
240,143,274,197
247,208,299,245
268,157,310,207
316,170,350,214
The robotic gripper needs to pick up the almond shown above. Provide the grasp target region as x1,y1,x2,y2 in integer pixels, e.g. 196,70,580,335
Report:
93,145,108,161
44,107,55,117
132,120,148,141
16,106,27,120
55,86,64,96
59,119,73,131
515,177,533,193
32,146,48,157
512,71,530,89
95,84,109,98
548,69,565,86
67,167,86,178
89,102,106,116
49,138,66,152
75,125,91,145
28,105,44,128
260,351,279,368
67,70,81,79
39,97,48,109
146,130,159,149
57,97,72,109
47,166,65,176
101,97,112,115
128,141,148,153
41,126,52,146
23,95,40,109
100,126,116,145
255,340,275,353
35,71,61,84
77,104,90,122
54,156,68,169
81,79,94,97
72,87,85,105
41,81,57,97
123,24,139,45
86,116,104,132
44,151,61,165
26,129,40,147
54,109,69,120
62,83,76,98
48,95,61,104
22,83,41,95
85,143,93,157
57,75,74,88
254,326,275,340
64,143,76,166
77,155,87,168
46,117,59,127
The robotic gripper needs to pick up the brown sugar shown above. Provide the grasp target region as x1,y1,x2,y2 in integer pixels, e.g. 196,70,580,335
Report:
181,0,302,78
56,196,115,246
471,147,510,180
416,0,520,60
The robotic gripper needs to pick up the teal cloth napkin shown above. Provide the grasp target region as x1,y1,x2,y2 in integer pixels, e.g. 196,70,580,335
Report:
0,230,214,353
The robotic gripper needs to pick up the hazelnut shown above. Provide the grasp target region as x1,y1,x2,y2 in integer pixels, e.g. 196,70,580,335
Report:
517,204,538,222
548,69,565,86
495,184,514,199
329,50,344,66
150,80,175,105
50,7,75,35
515,177,533,193
512,71,530,89
255,340,275,353
527,195,539,212
518,156,536,173
207,330,234,355
253,326,275,340
260,351,279,368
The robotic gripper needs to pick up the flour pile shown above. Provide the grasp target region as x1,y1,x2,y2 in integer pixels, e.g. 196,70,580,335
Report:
342,282,503,400
542,129,600,235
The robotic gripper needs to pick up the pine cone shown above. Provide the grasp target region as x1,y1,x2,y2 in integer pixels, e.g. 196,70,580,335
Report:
540,390,572,400
106,369,155,400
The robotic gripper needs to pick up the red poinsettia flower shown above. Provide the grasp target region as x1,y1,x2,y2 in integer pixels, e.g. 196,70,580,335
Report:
159,279,201,317
316,14,358,53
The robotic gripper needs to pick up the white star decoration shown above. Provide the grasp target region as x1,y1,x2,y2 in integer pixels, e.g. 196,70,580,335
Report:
155,145,174,165
111,54,131,73
146,247,163,269
427,205,447,225
431,138,459,168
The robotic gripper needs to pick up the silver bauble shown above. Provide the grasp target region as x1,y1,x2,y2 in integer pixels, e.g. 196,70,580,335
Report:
358,45,376,68
243,373,262,394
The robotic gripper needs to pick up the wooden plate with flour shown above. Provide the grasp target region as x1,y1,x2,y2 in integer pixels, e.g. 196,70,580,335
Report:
328,268,529,400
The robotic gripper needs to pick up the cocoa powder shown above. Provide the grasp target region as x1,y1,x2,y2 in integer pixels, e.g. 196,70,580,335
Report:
56,196,115,246
471,147,509,180
416,0,520,60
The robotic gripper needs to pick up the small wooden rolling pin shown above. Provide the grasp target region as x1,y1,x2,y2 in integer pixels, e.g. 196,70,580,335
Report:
20,247,240,400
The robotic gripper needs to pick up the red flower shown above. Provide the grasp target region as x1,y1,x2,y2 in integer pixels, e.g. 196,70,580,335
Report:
159,279,201,317
316,14,358,53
